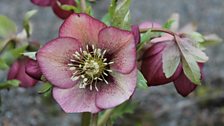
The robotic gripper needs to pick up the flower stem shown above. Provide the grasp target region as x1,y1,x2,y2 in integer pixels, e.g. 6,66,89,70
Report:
98,109,114,126
80,0,87,12
81,112,91,126
91,113,98,126
140,28,177,36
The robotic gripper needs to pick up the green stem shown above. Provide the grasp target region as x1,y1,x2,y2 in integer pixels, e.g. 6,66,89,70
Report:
140,28,177,36
81,112,91,126
80,0,87,12
98,109,114,126
91,113,98,126
137,28,178,52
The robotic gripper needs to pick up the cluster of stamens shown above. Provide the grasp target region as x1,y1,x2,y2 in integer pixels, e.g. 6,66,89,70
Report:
68,45,114,91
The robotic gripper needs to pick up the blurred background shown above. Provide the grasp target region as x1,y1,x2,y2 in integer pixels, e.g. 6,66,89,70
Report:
0,0,224,126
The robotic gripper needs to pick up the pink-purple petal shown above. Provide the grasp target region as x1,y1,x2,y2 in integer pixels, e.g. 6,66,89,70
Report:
7,60,20,80
8,58,37,88
142,42,167,59
131,25,140,44
31,0,53,6
52,0,76,19
151,34,174,44
25,59,42,80
53,85,101,113
174,63,204,97
98,27,136,74
37,37,82,89
139,21,161,30
59,13,106,45
141,42,182,86
173,72,197,97
96,67,137,109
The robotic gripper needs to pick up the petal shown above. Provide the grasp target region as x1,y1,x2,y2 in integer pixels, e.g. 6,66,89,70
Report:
53,85,101,113
173,63,204,97
141,44,182,86
98,27,136,74
37,37,82,88
173,72,197,97
139,21,161,30
96,67,137,109
52,0,76,19
151,34,174,44
59,14,106,45
142,42,167,59
7,60,20,80
8,58,37,88
31,0,52,6
25,59,42,80
131,25,140,44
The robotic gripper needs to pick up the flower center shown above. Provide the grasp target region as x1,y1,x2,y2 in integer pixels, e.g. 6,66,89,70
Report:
68,45,113,91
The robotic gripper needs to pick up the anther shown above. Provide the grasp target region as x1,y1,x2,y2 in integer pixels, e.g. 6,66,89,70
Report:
108,61,114,64
69,67,76,71
106,69,113,73
86,45,89,50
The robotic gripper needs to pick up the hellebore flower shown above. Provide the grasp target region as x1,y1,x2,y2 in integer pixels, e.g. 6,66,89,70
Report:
25,59,42,80
37,14,137,113
31,0,76,19
141,34,207,97
8,57,38,88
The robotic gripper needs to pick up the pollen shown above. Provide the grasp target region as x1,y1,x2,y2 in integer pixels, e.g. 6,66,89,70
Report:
68,45,113,91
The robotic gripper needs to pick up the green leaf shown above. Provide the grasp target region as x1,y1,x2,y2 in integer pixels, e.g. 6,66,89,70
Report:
23,52,37,60
23,10,38,38
163,19,175,29
186,32,204,43
110,100,137,123
180,38,208,63
0,79,20,89
108,0,117,19
200,34,222,47
137,29,154,52
0,58,9,70
101,13,111,26
1,44,28,65
162,42,181,78
110,0,131,30
176,36,201,85
38,82,52,94
182,56,201,85
0,15,17,39
137,70,148,89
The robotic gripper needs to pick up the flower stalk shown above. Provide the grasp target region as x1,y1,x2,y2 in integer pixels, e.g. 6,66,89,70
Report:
91,113,98,126
140,28,177,36
98,109,114,126
81,112,91,126
80,0,87,12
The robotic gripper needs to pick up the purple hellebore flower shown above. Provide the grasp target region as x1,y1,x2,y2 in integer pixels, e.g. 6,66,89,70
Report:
37,13,137,113
31,0,76,19
141,35,204,97
25,59,42,80
7,57,38,88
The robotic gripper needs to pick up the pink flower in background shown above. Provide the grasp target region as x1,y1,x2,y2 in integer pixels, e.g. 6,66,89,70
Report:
37,14,137,113
31,0,76,19
139,21,161,31
8,57,38,88
141,35,206,97
25,59,42,80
